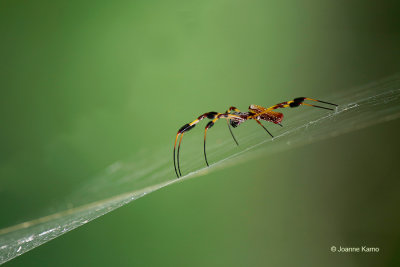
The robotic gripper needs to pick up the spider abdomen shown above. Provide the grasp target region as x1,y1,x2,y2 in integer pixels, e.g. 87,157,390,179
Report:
259,111,284,124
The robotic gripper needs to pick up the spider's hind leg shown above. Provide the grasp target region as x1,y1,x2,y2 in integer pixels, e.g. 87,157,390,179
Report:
268,97,338,111
288,97,337,110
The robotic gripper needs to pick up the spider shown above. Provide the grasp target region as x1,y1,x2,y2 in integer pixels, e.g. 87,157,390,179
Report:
173,97,337,178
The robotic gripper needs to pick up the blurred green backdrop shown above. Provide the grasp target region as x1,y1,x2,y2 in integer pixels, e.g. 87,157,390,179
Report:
1,0,399,266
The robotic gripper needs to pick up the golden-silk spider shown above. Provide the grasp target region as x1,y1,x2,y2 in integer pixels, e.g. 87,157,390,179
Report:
173,97,337,178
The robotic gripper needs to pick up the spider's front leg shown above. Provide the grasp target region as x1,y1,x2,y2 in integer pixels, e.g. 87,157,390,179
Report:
174,111,220,178
203,113,244,167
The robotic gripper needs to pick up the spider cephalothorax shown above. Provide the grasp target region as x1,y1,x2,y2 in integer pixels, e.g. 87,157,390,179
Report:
173,97,337,178
229,112,249,128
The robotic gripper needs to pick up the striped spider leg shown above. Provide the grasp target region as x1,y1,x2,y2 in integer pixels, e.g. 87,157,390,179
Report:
173,111,245,178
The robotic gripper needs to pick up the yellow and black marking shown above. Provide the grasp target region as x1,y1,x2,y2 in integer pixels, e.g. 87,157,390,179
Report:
174,111,219,178
266,97,337,111
173,97,337,178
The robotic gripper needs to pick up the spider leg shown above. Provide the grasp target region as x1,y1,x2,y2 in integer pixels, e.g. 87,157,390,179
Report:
254,119,274,138
301,102,334,110
174,131,189,178
225,106,240,146
203,113,244,167
227,121,239,146
266,97,338,111
173,111,220,178
204,119,218,166
176,132,185,177
305,97,337,106
173,134,180,177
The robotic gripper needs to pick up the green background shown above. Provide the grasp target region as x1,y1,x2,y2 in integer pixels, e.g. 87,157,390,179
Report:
1,0,400,266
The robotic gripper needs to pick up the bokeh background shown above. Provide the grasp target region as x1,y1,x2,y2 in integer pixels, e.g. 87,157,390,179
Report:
1,0,400,266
